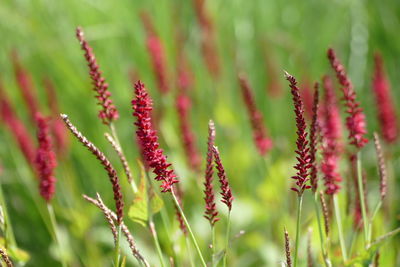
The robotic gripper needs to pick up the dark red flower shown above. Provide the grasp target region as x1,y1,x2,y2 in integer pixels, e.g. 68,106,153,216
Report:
327,48,368,149
76,27,119,125
320,75,343,195
372,53,398,143
203,120,219,226
212,146,233,211
35,113,57,202
238,73,273,155
285,72,311,196
309,83,319,193
132,81,179,192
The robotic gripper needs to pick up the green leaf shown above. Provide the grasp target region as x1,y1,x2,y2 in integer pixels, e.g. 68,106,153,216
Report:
128,166,148,227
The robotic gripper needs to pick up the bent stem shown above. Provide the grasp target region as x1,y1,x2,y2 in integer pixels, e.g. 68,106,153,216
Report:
171,190,207,267
313,193,330,267
47,203,67,267
333,194,347,262
356,152,369,247
293,195,303,267
223,212,231,267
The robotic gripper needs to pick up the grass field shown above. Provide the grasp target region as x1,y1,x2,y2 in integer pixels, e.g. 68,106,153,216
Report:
0,0,400,266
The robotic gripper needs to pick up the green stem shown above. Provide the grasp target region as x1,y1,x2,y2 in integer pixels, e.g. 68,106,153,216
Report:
293,195,303,267
171,190,207,267
223,212,231,267
211,225,216,267
333,194,347,262
114,225,121,267
368,201,382,244
185,234,196,267
149,221,166,267
313,193,331,267
47,204,67,267
356,152,369,246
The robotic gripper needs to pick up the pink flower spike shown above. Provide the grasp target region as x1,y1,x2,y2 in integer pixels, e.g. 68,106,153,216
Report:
76,27,119,125
372,52,398,143
327,48,368,149
284,71,312,196
35,113,57,202
212,146,233,211
132,81,179,192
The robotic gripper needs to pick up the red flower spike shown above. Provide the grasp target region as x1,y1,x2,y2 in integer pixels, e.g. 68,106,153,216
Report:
238,73,273,155
320,75,343,195
203,120,219,226
132,81,179,192
212,146,233,211
372,53,398,143
285,72,312,196
309,83,319,193
35,113,57,202
327,48,368,149
76,27,119,125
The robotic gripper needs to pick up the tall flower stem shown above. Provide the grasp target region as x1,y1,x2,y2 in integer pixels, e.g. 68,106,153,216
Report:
356,152,368,246
223,212,231,267
293,195,303,267
109,123,138,193
171,190,207,267
313,193,331,267
333,194,347,262
149,221,165,267
113,225,122,267
211,226,216,267
47,203,67,267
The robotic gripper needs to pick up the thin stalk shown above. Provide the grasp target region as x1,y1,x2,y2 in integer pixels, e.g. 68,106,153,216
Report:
313,193,330,267
109,123,138,193
223,212,231,267
368,201,382,243
211,226,216,267
47,203,67,267
333,194,347,262
114,225,122,267
185,234,196,267
149,221,166,267
356,152,368,246
293,195,303,267
171,190,207,267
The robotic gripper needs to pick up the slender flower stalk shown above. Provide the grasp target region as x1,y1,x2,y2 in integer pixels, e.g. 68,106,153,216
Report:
309,83,319,192
132,81,179,192
0,84,36,166
238,73,273,155
83,195,150,267
76,27,119,125
95,193,118,245
284,228,292,267
212,146,233,267
372,53,398,143
319,191,330,236
11,51,39,122
0,248,13,267
35,113,57,202
320,75,342,195
373,133,387,201
61,114,124,225
327,48,368,149
140,12,170,94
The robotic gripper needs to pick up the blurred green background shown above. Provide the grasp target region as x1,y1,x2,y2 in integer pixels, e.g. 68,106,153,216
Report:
0,0,400,266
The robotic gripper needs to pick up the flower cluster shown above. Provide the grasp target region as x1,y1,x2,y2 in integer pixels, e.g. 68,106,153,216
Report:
320,75,342,195
132,81,179,192
35,113,57,202
212,146,234,211
309,83,319,192
285,72,311,196
76,27,119,125
238,73,273,155
203,120,219,226
327,48,368,149
372,53,398,143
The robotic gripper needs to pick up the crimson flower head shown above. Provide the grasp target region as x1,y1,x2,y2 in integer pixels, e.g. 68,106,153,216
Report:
327,48,368,149
372,53,398,143
76,27,119,125
212,146,233,211
238,73,273,155
320,75,342,195
35,113,57,202
285,72,311,196
132,81,179,192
